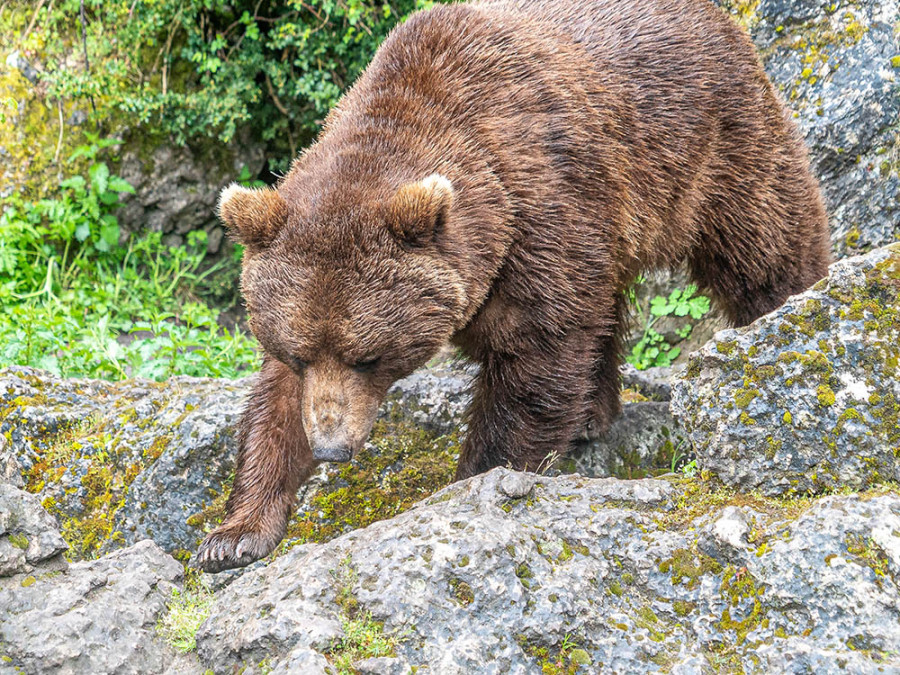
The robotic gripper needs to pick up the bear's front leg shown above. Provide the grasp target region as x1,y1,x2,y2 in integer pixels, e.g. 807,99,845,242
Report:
455,329,598,480
194,357,317,572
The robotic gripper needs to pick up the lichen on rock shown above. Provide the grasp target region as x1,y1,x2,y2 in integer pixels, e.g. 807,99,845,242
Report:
192,468,900,674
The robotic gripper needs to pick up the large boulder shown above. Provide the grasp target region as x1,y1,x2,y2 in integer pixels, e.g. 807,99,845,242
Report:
671,244,900,495
0,360,479,561
0,540,183,675
193,468,900,674
0,368,246,559
718,0,900,252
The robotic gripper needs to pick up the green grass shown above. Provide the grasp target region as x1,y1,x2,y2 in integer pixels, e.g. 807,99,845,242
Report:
0,138,259,381
328,612,402,673
156,581,215,653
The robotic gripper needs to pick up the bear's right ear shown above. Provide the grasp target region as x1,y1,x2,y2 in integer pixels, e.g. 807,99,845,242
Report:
218,184,288,251
386,174,454,245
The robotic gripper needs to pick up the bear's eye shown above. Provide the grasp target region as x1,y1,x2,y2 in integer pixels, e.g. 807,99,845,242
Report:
351,357,381,374
288,356,308,373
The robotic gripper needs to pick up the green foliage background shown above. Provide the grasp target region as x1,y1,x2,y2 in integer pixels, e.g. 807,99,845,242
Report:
4,0,435,168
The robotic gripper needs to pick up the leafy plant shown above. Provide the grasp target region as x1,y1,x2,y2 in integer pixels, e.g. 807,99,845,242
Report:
156,580,215,653
626,281,711,370
328,612,403,674
0,139,258,380
4,0,445,170
681,459,699,478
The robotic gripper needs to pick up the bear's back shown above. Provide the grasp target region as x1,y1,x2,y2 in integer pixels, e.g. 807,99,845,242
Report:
295,0,807,277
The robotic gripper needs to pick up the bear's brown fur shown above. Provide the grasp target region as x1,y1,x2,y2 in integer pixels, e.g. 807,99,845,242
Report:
195,0,831,572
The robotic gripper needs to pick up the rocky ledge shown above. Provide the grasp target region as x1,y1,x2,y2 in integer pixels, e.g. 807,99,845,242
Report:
2,466,899,674
672,244,900,496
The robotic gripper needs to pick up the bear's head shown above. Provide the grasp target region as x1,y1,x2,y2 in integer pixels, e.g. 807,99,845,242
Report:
219,174,467,462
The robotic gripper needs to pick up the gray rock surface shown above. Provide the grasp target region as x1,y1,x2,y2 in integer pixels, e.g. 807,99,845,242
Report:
718,0,900,252
672,244,900,495
0,360,476,561
4,51,37,84
0,367,246,557
194,467,900,674
0,540,183,675
117,135,265,251
620,364,677,402
111,380,247,554
0,483,67,577
563,402,688,479
383,358,474,435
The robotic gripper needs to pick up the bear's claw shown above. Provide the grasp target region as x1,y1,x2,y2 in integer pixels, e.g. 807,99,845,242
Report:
193,528,275,573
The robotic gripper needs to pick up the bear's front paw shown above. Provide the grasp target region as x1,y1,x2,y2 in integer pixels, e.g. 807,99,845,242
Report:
193,526,278,573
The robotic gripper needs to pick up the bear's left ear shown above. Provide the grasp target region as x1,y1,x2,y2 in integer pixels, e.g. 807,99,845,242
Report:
218,184,288,252
386,174,454,245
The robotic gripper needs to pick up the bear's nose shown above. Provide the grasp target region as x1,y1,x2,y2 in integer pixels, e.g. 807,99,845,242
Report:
312,444,352,463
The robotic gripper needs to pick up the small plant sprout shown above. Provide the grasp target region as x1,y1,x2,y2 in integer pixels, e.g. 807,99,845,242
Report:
626,281,712,370
156,579,215,653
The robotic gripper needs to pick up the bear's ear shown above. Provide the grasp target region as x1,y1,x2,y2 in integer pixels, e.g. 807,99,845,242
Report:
386,174,454,245
218,184,288,251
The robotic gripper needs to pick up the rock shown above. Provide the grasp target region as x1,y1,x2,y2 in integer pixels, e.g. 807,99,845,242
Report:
671,244,900,495
697,506,756,564
193,468,900,673
562,402,689,479
0,367,247,558
619,363,677,401
1,354,699,564
161,653,208,675
110,380,247,555
116,133,266,249
383,358,473,435
0,435,23,487
0,483,67,576
4,51,38,84
270,648,330,674
0,359,477,561
353,656,412,675
0,540,183,674
718,0,900,252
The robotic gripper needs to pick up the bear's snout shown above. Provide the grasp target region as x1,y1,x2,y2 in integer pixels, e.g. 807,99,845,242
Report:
311,443,352,463
301,362,385,464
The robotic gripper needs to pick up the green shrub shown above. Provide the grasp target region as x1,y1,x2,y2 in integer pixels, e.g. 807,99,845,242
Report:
626,280,712,370
3,0,441,169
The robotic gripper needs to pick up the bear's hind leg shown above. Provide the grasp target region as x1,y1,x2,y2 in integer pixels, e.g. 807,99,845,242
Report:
194,357,317,573
688,190,831,327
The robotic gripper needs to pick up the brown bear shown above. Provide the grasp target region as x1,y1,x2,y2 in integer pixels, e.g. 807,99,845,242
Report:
194,0,831,572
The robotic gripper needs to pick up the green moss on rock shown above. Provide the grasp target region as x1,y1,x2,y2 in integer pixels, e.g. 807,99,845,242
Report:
285,417,458,546
817,385,836,407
